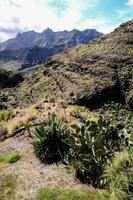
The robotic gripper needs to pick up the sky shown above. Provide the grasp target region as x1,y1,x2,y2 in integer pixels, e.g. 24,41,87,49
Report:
0,0,133,42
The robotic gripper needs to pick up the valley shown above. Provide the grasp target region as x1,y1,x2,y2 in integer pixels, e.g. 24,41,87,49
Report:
0,19,133,200
0,28,102,71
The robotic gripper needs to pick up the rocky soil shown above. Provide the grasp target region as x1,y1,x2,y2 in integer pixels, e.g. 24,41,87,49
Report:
0,133,90,199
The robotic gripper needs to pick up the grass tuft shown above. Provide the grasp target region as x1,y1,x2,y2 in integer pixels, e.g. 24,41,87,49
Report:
29,188,104,200
0,152,21,164
0,174,17,200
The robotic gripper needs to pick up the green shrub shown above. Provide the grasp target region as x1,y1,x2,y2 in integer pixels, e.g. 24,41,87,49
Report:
67,116,131,187
103,103,133,135
70,105,86,119
33,114,70,164
103,150,133,200
0,152,21,164
5,152,21,164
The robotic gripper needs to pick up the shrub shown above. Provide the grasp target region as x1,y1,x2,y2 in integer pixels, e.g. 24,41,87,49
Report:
103,103,133,135
0,110,15,122
33,114,70,164
103,150,133,200
5,152,21,164
67,116,131,187
70,105,87,119
0,152,21,164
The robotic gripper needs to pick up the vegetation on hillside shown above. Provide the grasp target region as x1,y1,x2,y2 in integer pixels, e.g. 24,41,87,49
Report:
28,188,104,200
33,114,70,164
0,20,133,200
32,113,132,199
0,152,21,164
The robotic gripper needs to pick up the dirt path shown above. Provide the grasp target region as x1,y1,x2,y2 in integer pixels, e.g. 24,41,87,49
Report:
0,133,90,199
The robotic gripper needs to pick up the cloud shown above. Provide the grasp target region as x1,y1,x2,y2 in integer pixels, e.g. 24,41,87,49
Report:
127,0,133,6
0,0,132,41
115,1,133,24
116,9,131,18
78,16,119,34
0,33,10,42
0,27,24,35
0,0,101,41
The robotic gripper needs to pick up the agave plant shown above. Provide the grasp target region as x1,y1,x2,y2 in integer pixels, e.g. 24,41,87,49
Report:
33,113,70,164
67,116,131,187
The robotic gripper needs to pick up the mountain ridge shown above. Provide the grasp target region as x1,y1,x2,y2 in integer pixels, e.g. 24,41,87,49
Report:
0,20,132,110
0,28,103,70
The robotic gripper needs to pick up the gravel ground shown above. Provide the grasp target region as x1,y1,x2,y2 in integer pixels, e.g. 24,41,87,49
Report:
0,133,90,199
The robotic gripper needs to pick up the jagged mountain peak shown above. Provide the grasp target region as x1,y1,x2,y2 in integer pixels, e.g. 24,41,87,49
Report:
41,28,54,35
0,27,103,69
71,29,80,33
43,27,54,32
0,20,133,110
39,19,132,110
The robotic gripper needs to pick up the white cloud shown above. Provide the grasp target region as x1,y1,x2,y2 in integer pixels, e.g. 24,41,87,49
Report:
0,32,10,42
0,0,101,41
0,0,124,41
127,0,133,6
78,17,117,34
115,0,133,21
116,9,130,18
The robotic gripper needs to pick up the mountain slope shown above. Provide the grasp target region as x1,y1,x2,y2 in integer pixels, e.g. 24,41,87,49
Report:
0,69,23,89
0,28,103,70
46,20,133,109
1,20,133,110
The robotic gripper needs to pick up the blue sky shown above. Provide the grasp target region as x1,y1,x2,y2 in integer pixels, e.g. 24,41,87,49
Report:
0,0,133,41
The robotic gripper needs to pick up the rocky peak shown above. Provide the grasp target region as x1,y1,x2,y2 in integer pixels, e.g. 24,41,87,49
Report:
0,27,103,68
41,28,54,36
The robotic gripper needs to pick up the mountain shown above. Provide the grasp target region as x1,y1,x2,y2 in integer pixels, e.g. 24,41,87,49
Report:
0,28,103,70
0,20,133,110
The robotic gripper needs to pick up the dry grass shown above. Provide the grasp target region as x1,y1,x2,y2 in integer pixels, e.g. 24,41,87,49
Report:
7,119,24,135
0,106,37,136
0,102,97,137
